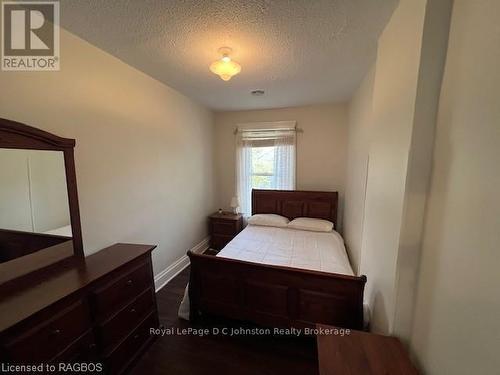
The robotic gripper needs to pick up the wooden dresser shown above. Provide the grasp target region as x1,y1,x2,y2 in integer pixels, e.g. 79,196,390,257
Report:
0,243,159,374
209,212,243,251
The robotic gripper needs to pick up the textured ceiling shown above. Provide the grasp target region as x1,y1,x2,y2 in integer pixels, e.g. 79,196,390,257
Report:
60,0,397,110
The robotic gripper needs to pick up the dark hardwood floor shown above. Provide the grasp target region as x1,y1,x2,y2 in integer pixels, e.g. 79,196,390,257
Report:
130,266,319,375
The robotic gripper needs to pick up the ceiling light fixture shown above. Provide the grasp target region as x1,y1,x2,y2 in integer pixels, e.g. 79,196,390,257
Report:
209,47,241,81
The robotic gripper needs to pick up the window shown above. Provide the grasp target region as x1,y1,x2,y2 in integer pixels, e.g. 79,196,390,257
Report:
236,123,296,216
251,146,275,189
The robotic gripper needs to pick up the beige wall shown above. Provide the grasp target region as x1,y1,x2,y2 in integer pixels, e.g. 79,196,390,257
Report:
410,1,500,373
0,28,216,276
214,103,348,230
344,66,375,273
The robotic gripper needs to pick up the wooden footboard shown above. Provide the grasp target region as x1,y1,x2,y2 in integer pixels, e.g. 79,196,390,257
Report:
188,251,367,330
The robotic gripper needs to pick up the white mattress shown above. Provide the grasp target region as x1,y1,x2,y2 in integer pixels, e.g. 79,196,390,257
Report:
217,225,354,276
43,225,72,237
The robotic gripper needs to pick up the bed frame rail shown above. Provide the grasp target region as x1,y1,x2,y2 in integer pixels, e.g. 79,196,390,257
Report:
188,251,366,330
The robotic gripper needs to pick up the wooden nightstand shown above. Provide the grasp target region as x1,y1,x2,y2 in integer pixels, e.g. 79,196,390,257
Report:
209,212,243,251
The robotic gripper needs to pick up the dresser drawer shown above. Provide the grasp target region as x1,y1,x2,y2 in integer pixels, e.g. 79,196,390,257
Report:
104,312,156,374
98,288,155,353
51,330,98,364
212,220,237,235
91,260,152,320
4,300,91,363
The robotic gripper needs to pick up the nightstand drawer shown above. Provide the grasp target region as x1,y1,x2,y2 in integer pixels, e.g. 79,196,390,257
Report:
211,234,234,250
212,220,237,235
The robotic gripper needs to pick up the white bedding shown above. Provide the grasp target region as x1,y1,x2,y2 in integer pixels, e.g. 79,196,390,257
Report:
43,224,72,237
217,225,354,276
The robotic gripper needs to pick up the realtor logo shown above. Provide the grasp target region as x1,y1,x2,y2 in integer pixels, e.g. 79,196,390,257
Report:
1,1,60,71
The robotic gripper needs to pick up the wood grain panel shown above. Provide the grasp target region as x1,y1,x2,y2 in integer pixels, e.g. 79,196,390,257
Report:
200,274,240,305
282,200,306,219
308,201,334,220
253,196,279,215
104,312,156,374
98,288,155,353
188,251,366,330
212,221,237,235
91,260,152,321
0,229,71,263
244,280,288,316
3,299,91,363
252,189,338,227
297,289,352,327
316,324,419,374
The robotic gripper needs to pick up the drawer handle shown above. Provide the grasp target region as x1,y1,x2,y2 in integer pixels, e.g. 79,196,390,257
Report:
130,308,136,314
126,279,133,286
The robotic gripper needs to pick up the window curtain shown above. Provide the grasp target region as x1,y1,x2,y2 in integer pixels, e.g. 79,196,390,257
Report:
236,125,296,217
273,132,296,190
236,136,253,217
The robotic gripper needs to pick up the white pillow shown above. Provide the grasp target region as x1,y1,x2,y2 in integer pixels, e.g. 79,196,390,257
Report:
247,214,289,228
288,217,334,232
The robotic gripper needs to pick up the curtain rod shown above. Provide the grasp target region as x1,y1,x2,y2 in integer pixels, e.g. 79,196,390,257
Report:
233,127,303,135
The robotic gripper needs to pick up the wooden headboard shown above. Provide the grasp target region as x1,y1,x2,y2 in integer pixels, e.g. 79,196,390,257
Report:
251,189,338,227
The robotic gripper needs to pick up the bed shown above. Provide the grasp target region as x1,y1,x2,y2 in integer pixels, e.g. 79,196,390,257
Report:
187,190,367,330
218,225,354,275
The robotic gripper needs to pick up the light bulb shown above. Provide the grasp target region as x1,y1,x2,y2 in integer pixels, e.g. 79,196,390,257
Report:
209,47,241,81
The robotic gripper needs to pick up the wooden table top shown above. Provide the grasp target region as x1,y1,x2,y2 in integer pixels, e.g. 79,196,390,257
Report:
316,324,419,375
210,211,242,220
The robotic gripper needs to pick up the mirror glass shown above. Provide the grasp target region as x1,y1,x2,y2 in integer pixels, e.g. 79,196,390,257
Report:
0,149,73,263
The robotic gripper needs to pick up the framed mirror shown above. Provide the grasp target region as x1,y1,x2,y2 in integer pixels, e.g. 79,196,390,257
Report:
0,118,83,283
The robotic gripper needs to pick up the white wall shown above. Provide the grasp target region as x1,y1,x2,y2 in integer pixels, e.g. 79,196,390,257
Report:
359,0,428,334
410,1,500,373
344,66,375,273
345,2,500,373
0,28,216,276
392,0,452,340
28,150,71,232
0,149,70,233
0,150,32,232
214,103,348,230
344,0,452,336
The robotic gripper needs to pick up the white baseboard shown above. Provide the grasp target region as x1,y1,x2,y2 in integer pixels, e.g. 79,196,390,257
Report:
154,237,210,292
190,237,210,254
